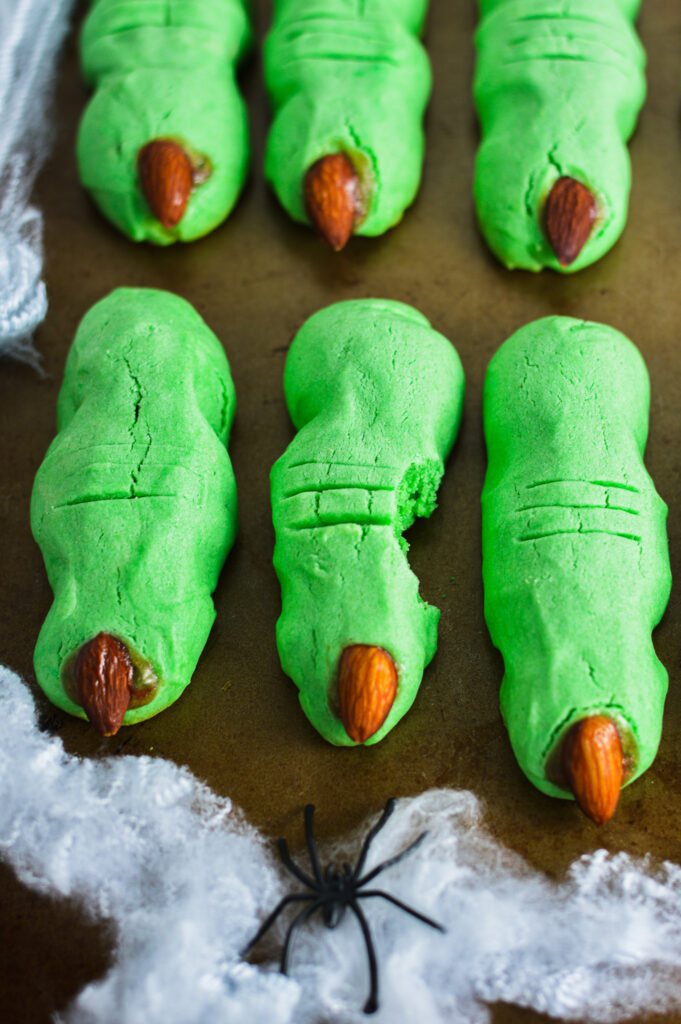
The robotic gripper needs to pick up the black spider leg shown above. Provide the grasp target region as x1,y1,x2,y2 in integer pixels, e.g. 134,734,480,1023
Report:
350,898,380,1015
241,816,321,959
277,835,318,888
353,797,397,881
357,831,446,933
356,830,428,887
280,899,325,973
355,807,447,933
359,890,445,932
304,804,323,883
240,893,315,958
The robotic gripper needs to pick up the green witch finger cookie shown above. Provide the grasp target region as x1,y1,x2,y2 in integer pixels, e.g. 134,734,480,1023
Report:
474,0,645,272
264,0,432,250
78,0,252,244
31,288,238,735
271,299,464,745
482,316,671,823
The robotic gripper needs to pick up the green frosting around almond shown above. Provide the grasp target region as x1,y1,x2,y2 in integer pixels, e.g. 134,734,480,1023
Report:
474,0,645,272
264,0,431,237
482,316,671,798
78,0,252,244
31,288,238,725
271,299,464,745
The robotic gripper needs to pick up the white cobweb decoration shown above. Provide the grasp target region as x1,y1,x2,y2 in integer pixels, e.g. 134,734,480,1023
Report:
2,662,681,1024
0,0,75,363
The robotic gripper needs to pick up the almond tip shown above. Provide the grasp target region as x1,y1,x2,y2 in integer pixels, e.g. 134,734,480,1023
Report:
545,176,596,267
138,138,193,230
338,644,397,744
75,632,134,737
304,153,360,251
562,715,623,825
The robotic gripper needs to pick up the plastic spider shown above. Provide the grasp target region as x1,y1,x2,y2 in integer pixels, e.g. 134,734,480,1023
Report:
242,797,445,1014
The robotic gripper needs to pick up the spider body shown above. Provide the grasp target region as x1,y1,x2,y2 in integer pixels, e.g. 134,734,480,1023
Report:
320,862,354,927
242,798,445,1014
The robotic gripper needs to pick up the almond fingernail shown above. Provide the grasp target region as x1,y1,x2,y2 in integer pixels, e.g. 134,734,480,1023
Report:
545,176,596,267
304,153,360,251
338,644,397,743
562,715,623,825
75,632,134,737
138,139,193,230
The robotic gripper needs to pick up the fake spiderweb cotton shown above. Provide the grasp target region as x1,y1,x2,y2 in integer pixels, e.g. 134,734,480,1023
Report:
2,665,681,1024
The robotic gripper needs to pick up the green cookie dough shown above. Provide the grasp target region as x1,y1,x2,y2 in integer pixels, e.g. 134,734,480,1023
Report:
271,299,464,745
482,316,671,799
78,0,252,244
264,0,432,237
474,0,645,272
31,287,238,725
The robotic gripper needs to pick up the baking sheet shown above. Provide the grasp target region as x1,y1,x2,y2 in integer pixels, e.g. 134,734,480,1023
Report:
2,1,681,1021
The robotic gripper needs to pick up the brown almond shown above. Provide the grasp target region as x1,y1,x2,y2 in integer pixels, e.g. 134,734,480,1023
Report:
75,632,134,737
338,644,397,743
545,176,596,267
562,715,623,825
304,153,360,251
138,139,193,230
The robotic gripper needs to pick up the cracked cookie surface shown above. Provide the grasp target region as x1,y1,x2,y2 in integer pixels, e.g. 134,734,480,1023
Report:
31,287,238,724
482,316,671,797
271,298,464,744
473,0,645,272
264,0,431,237
78,0,252,244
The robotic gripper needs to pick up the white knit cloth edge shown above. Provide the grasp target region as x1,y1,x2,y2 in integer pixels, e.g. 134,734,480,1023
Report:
0,0,75,364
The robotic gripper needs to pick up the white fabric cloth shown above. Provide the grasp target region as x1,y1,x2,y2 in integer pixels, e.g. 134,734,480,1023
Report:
0,0,74,363
2,664,681,1023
